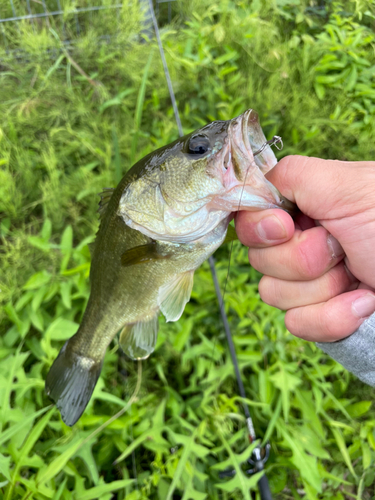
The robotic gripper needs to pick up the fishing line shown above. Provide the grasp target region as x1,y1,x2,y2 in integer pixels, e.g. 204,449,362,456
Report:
229,133,284,288
147,0,221,368
75,360,142,455
147,2,273,499
147,0,183,137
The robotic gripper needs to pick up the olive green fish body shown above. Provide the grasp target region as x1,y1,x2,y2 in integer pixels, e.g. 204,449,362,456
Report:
71,204,229,360
45,109,296,426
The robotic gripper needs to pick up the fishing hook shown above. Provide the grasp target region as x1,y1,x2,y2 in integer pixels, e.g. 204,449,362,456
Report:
253,135,283,156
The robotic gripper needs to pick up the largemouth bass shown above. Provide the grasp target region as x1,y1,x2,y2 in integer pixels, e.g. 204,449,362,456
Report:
45,109,295,426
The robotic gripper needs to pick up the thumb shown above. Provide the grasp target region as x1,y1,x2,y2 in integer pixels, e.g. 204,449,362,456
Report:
266,156,373,221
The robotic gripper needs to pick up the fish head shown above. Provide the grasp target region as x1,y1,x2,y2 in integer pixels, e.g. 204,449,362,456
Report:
203,108,295,213
119,109,296,242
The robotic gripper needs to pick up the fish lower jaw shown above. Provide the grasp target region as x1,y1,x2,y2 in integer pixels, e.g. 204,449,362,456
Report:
208,186,281,212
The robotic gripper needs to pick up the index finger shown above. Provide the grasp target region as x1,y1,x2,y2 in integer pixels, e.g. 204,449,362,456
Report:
235,209,294,248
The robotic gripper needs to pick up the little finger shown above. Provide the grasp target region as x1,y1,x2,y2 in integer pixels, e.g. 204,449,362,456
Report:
285,289,375,342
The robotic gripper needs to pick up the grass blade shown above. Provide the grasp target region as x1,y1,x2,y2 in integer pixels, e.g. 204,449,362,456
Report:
0,406,52,447
166,429,196,500
5,407,55,500
37,437,85,486
79,479,135,500
112,126,122,184
130,48,154,166
330,427,358,480
262,395,282,445
114,426,167,464
216,432,252,500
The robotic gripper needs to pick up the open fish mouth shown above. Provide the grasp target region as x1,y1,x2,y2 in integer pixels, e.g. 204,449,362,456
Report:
218,109,296,214
227,108,279,180
242,109,281,175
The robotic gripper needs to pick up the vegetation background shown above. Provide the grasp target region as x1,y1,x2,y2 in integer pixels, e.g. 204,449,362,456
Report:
1,0,375,498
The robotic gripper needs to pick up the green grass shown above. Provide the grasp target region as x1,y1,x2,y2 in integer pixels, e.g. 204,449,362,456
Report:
1,0,375,498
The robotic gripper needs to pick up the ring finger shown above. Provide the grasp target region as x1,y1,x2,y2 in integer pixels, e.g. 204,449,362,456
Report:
258,262,359,310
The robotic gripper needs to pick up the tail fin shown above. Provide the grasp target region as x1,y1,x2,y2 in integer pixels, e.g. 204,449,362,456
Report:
45,342,103,426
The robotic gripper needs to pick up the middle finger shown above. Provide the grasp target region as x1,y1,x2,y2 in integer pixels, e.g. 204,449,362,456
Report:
248,226,345,281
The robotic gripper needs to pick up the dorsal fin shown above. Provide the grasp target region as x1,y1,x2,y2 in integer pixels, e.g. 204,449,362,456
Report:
88,241,95,258
89,188,115,258
98,188,115,219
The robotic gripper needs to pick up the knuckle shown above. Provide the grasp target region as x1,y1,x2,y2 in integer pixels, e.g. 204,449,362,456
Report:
317,266,355,309
284,297,354,342
295,243,319,279
277,155,311,187
325,265,347,297
318,304,344,341
248,248,263,272
295,235,327,279
327,268,341,295
320,315,341,341
284,309,299,336
258,276,277,306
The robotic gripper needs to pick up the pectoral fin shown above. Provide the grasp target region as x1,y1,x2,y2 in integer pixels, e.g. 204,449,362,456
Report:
223,223,238,244
119,316,159,360
121,242,170,267
158,271,194,322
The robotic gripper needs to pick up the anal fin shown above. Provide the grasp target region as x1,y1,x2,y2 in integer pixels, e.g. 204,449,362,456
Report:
119,316,159,360
158,271,194,322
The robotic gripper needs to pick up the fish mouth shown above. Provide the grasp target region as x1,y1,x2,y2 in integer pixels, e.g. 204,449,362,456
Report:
219,109,296,214
225,108,276,183
241,109,278,174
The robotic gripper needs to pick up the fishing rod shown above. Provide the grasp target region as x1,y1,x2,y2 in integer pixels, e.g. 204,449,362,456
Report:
146,2,273,498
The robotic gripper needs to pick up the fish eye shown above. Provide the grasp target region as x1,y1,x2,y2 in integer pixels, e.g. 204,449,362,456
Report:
188,135,211,155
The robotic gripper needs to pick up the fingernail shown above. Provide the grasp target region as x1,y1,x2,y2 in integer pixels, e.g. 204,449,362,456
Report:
352,294,375,319
327,235,344,259
256,216,287,241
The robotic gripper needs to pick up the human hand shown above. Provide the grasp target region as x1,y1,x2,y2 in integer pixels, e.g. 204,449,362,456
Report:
235,156,375,342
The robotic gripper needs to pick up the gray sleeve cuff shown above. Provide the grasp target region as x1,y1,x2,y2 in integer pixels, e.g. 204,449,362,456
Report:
316,313,375,386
